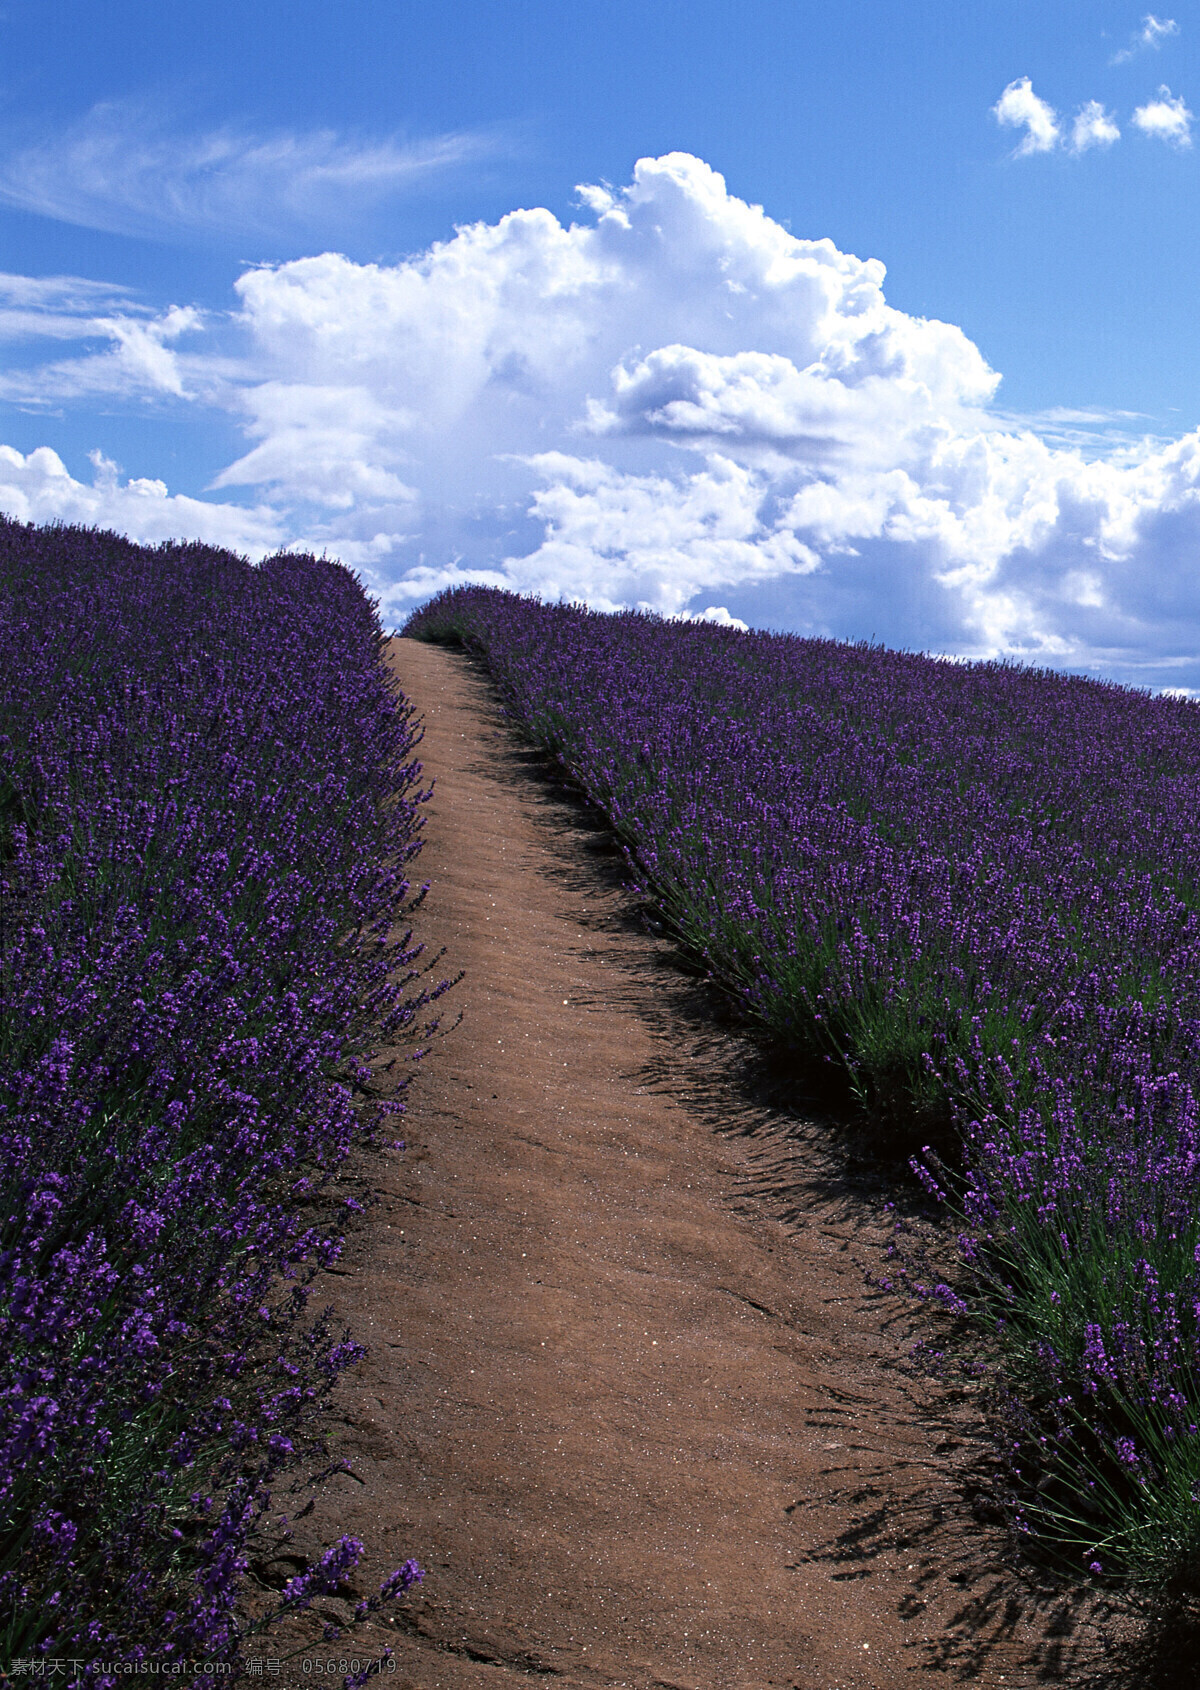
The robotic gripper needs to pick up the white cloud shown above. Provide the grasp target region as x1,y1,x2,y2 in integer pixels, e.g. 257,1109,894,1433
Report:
220,154,996,509
992,87,1122,160
674,604,750,631
212,382,418,508
0,272,148,346
589,335,995,457
1112,13,1179,63
11,152,1200,685
1142,13,1180,46
500,451,820,615
0,303,203,404
0,444,281,553
0,100,490,243
993,78,1060,155
988,405,1160,456
0,271,136,317
991,75,1195,162
1069,100,1121,152
1132,85,1194,145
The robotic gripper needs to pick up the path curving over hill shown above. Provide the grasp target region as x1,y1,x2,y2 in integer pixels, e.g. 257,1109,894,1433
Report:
281,638,1121,1689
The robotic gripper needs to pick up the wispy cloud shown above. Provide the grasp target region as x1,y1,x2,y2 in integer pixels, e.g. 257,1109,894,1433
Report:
993,77,1060,155
0,100,494,244
1111,13,1178,64
1132,85,1194,145
988,404,1165,458
0,271,145,344
0,300,203,404
0,272,133,310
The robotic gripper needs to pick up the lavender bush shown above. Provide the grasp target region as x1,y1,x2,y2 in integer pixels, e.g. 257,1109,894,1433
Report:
407,585,1200,1587
1,520,442,1666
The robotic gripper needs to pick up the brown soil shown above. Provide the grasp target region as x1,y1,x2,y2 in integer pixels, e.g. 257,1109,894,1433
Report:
269,638,1143,1689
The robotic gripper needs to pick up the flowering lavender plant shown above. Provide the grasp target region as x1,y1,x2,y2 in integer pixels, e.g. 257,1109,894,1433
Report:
407,585,1200,1587
1,521,441,1666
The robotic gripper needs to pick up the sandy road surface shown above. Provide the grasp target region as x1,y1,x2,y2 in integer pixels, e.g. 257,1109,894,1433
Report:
274,638,1118,1689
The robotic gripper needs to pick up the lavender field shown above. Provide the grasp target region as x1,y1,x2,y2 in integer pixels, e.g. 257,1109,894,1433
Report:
407,584,1200,1589
0,521,434,1666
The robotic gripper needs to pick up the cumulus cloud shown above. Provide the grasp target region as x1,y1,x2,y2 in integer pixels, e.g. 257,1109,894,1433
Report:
673,604,750,631
993,78,1061,155
0,444,281,552
589,335,995,458
1069,101,1121,152
1112,13,1178,63
220,155,997,502
0,100,490,243
10,152,1200,686
505,451,820,614
992,88,1122,159
1132,85,1194,145
991,76,1198,161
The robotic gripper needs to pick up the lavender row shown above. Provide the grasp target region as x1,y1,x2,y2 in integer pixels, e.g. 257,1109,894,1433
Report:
405,585,1200,1586
1,521,439,1668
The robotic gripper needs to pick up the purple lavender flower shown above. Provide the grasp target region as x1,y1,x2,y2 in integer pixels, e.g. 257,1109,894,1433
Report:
2,519,436,1659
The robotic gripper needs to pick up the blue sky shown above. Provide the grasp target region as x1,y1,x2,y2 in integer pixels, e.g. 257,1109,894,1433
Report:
4,1,1200,685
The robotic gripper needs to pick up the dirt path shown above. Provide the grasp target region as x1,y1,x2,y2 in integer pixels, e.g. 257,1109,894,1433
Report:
279,639,1119,1689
